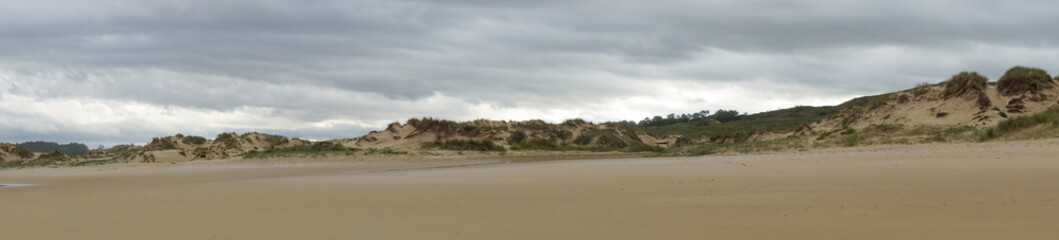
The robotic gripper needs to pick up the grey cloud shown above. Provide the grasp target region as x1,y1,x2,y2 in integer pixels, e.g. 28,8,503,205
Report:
2,0,1059,144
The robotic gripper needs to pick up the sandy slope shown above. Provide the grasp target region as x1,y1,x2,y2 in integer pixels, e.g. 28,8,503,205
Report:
3,140,1059,239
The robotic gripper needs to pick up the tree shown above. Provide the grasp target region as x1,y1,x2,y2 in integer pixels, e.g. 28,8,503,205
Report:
710,109,742,122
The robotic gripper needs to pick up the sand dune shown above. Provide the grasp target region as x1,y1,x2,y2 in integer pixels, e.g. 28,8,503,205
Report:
3,140,1059,239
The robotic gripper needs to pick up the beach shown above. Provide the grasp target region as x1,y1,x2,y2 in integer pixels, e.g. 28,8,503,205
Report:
3,140,1059,239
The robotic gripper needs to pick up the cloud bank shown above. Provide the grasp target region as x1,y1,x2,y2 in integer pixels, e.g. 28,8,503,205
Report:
2,0,1058,146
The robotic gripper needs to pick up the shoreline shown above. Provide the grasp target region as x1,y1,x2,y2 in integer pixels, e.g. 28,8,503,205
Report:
3,139,1059,239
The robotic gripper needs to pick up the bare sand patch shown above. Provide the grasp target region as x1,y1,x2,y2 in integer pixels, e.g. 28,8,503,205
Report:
2,140,1059,239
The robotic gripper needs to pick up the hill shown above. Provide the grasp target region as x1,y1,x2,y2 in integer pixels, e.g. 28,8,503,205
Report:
815,67,1058,131
16,141,90,155
347,118,666,153
4,66,1059,166
0,143,36,163
635,106,841,139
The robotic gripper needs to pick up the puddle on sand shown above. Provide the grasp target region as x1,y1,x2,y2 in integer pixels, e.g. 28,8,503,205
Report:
0,183,40,188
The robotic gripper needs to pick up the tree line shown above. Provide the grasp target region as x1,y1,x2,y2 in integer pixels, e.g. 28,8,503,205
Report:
16,141,90,155
615,109,744,128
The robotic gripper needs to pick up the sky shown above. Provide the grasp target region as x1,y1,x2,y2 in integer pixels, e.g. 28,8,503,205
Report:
2,0,1059,147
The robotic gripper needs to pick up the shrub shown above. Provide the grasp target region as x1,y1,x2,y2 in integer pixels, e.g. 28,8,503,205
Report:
36,151,69,162
841,135,860,147
181,135,208,145
551,129,573,140
515,138,562,151
710,109,742,122
406,118,422,127
308,142,346,151
518,119,552,131
997,66,1053,96
366,148,408,155
624,143,662,152
405,117,481,136
866,94,891,110
943,71,988,98
596,133,628,149
261,134,289,146
508,131,527,144
979,108,1059,141
897,94,911,104
562,118,588,127
574,129,617,145
215,133,240,149
145,137,177,150
423,139,505,151
3,145,35,159
911,82,932,96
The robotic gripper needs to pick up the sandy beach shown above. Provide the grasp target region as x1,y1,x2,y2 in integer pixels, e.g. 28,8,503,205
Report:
3,140,1059,239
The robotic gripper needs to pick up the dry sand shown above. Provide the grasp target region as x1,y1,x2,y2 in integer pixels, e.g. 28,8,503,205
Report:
3,140,1059,239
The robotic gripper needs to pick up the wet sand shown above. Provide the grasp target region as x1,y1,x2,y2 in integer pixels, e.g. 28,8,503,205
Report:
3,140,1059,239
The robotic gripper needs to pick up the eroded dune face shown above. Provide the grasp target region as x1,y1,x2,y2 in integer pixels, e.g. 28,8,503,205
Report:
815,69,1059,132
352,118,663,151
0,143,35,163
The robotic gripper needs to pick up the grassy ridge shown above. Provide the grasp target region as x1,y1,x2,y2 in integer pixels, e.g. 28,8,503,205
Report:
639,106,841,138
978,108,1059,141
663,124,979,156
423,139,505,151
243,142,358,159
1,157,125,169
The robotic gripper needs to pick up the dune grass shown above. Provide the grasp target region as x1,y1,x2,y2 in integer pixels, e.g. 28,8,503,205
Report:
244,142,358,159
1,157,126,169
422,139,505,152
365,148,408,156
664,124,980,156
978,108,1059,141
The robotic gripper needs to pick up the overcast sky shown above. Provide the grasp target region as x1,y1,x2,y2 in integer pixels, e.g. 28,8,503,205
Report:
2,0,1059,147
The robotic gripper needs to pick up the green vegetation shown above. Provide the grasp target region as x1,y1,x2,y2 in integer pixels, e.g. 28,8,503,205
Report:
515,119,551,131
998,66,1054,96
507,131,527,144
910,82,934,96
1,157,126,169
16,141,89,155
616,109,746,128
422,139,505,151
67,158,122,167
942,71,988,98
0,161,54,169
242,132,290,146
365,148,408,155
664,124,979,156
406,118,510,135
1000,66,1052,84
566,129,657,152
978,108,1059,141
215,133,240,149
243,142,354,159
865,94,893,110
146,137,177,150
1,144,35,159
181,135,208,145
638,106,839,138
35,151,71,163
562,118,588,126
512,138,563,151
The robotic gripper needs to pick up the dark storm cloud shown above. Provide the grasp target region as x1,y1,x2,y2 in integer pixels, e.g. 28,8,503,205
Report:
2,0,1059,146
